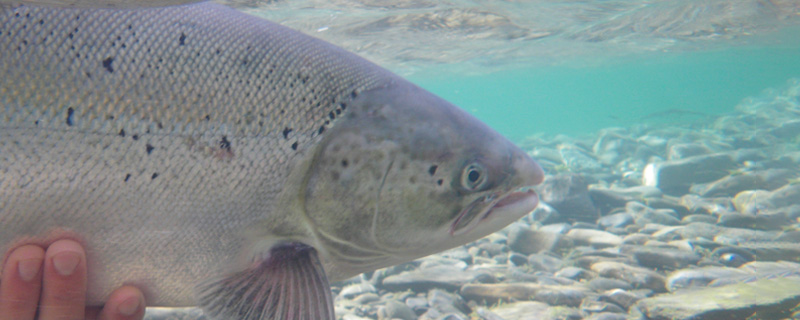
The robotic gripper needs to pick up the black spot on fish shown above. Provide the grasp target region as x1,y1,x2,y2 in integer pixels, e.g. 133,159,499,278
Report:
340,103,347,111
107,115,114,120
157,122,163,129
146,144,154,154
66,107,74,126
38,19,43,25
437,179,444,186
85,72,90,78
335,108,342,115
282,127,293,139
151,173,159,180
341,160,348,168
318,126,325,135
124,174,131,182
291,142,298,150
329,111,335,120
132,134,139,141
34,120,39,126
429,165,438,176
204,114,210,121
350,90,358,99
127,24,132,30
220,136,231,150
102,57,114,73
118,129,125,137
179,32,186,46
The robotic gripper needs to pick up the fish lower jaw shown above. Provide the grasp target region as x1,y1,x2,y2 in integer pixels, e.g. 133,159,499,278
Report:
485,187,539,219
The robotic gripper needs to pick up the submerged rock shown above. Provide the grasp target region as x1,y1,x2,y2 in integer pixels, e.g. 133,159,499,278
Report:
643,153,738,195
538,173,600,222
630,278,800,320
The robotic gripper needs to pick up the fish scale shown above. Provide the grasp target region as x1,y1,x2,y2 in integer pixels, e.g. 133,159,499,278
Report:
1,2,387,305
1,2,545,319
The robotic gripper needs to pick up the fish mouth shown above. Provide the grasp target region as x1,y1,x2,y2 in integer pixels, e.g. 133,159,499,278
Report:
449,187,540,236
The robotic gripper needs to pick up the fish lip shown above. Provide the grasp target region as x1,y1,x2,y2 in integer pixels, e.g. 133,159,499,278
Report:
449,186,539,236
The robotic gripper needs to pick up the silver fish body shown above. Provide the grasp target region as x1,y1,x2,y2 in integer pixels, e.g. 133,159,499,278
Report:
0,2,544,317
0,0,203,8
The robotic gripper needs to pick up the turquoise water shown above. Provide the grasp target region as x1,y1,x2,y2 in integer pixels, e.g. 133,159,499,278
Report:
408,26,800,142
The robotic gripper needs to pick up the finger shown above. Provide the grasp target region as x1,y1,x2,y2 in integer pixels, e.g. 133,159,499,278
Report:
93,286,145,320
0,245,45,320
38,239,87,320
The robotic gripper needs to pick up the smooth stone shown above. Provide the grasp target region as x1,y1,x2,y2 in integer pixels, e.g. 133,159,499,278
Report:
460,282,589,306
691,169,796,197
340,282,378,299
732,189,773,214
380,265,494,292
405,296,428,314
771,119,800,138
555,266,596,281
680,214,717,224
491,302,582,320
643,197,690,217
439,247,473,264
621,233,651,245
679,194,733,215
559,144,604,171
538,173,600,222
716,211,789,230
528,202,561,224
591,261,666,292
566,229,623,248
710,246,756,267
665,266,749,291
353,292,380,304
601,288,645,310
527,253,563,273
507,225,569,255
584,312,627,320
377,300,417,320
708,261,800,288
630,278,800,320
534,286,588,307
598,212,635,229
631,246,701,270
588,188,634,215
580,296,626,314
667,142,712,160
539,223,572,234
426,289,468,317
765,183,800,209
643,153,738,195
587,277,633,292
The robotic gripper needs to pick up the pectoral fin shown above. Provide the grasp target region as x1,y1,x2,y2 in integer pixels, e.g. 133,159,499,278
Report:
197,242,335,320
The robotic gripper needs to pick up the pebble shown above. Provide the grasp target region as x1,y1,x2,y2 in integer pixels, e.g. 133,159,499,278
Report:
630,246,701,270
566,229,623,248
643,153,738,195
507,225,568,255
380,265,494,292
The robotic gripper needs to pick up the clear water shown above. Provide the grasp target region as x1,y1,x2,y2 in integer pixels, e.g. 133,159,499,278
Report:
408,25,800,141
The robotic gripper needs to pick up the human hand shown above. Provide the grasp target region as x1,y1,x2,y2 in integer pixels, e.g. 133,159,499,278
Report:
0,239,146,320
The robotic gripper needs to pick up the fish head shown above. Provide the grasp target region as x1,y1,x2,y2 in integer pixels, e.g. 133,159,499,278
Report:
302,80,544,280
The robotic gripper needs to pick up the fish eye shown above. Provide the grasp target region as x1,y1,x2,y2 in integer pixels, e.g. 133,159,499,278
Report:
461,162,487,191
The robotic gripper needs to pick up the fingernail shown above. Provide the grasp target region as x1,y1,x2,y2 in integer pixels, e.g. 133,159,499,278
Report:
52,251,80,276
118,296,141,316
18,258,42,282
